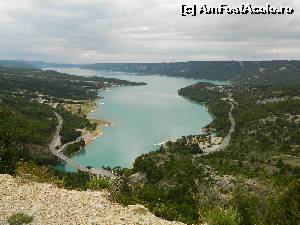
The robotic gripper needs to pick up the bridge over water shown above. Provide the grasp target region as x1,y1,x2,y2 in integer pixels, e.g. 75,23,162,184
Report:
50,112,116,179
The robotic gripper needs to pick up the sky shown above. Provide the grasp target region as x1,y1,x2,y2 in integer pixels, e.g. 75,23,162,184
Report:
0,0,299,63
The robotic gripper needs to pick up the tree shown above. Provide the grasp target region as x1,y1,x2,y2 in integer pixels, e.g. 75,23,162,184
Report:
0,146,17,175
0,107,17,175
77,106,82,115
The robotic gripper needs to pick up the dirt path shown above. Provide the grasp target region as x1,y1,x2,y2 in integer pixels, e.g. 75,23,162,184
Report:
197,94,236,156
49,112,62,152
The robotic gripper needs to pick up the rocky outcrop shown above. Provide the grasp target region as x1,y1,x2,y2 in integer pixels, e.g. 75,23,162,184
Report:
0,174,184,225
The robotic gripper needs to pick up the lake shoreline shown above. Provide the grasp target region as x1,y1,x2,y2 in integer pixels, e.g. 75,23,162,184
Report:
80,118,113,146
52,67,228,172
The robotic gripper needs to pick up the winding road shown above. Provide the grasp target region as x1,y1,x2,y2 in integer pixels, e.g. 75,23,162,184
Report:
49,112,116,179
197,93,236,156
49,112,62,152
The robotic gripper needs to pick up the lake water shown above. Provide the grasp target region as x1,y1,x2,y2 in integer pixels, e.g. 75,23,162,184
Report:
50,67,228,171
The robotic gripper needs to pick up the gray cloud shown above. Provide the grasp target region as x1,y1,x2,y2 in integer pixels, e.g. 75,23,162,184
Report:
0,0,299,63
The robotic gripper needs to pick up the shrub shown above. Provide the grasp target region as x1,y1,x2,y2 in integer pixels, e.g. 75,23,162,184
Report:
232,187,260,225
0,146,17,175
7,213,33,225
60,171,90,190
86,177,111,190
203,208,240,225
264,180,300,225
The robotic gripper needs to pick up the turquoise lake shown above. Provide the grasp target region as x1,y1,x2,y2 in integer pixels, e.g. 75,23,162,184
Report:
50,67,228,171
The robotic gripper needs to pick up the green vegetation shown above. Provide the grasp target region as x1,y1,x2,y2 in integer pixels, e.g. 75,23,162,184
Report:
82,61,242,80
0,60,37,69
86,177,112,190
54,170,112,191
17,161,112,191
118,143,204,223
56,104,92,144
0,66,145,101
0,97,58,166
1,96,57,146
232,181,300,225
179,83,231,137
0,105,20,175
0,146,17,175
117,82,300,224
63,140,85,157
7,213,33,225
203,208,240,225
203,85,300,178
56,170,112,191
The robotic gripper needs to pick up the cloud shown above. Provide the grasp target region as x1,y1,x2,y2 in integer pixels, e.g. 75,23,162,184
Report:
0,0,299,62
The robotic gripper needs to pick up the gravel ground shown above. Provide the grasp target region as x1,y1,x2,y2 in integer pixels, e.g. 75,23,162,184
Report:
0,174,184,225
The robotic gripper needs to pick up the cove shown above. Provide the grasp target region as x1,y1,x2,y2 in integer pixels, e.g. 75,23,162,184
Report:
50,67,229,172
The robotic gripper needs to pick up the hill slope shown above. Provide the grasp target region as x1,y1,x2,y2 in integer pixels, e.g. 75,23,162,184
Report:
0,174,184,225
82,60,300,85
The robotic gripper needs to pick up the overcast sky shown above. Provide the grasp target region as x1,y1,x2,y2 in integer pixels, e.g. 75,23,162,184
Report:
0,0,299,63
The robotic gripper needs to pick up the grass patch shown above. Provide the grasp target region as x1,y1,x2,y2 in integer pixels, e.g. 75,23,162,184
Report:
7,213,33,225
203,208,240,225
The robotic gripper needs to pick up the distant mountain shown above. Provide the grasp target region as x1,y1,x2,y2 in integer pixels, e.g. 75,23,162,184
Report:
0,60,80,69
82,60,300,85
22,61,81,68
0,60,38,69
81,61,242,80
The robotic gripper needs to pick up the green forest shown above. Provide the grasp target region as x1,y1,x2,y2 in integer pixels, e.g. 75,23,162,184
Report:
0,66,145,101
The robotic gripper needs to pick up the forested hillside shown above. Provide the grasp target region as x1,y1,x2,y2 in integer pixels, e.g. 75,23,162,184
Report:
82,60,300,85
0,60,37,69
0,67,145,100
0,67,145,171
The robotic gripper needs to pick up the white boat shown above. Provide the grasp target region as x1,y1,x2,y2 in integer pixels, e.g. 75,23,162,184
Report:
154,139,169,146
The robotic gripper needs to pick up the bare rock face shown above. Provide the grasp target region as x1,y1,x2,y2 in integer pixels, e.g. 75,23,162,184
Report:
0,174,184,225
213,175,236,193
128,172,147,186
